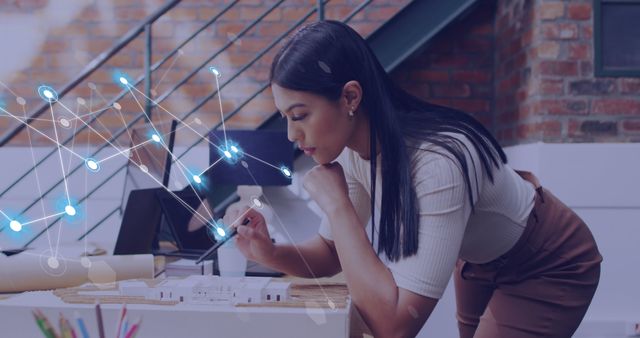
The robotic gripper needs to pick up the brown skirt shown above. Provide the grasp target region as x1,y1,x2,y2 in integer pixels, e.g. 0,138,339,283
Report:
454,171,602,338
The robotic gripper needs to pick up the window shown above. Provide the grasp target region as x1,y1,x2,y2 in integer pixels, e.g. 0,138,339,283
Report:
595,0,640,77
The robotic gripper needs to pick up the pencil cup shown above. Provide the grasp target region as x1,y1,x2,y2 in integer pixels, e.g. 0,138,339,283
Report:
217,240,247,277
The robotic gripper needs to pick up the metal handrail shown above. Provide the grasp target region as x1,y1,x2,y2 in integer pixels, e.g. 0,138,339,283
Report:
0,0,182,147
0,1,246,219
75,0,378,241
10,0,376,246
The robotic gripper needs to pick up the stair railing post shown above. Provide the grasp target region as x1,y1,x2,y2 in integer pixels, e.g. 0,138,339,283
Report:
144,23,153,122
317,0,325,21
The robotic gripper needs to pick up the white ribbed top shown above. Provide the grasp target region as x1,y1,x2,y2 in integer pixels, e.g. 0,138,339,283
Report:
318,133,536,299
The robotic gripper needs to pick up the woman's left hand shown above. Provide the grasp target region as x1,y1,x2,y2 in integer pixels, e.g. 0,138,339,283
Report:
303,162,350,213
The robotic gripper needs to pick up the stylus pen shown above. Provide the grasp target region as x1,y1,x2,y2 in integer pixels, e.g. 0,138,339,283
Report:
195,218,249,264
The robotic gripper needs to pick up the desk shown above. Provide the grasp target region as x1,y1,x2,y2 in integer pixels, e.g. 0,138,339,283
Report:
0,276,370,338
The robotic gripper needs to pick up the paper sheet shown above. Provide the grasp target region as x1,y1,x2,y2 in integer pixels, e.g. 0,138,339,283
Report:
0,253,153,293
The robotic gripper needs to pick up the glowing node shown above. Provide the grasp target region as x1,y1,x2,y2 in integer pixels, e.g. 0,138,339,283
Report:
9,220,22,232
231,145,239,153
59,117,70,128
194,117,202,125
47,257,59,269
140,165,149,173
252,198,263,208
16,97,26,106
65,205,77,216
119,77,129,85
209,67,221,77
224,150,232,158
113,102,121,110
85,158,100,172
88,82,97,90
216,227,226,237
151,134,161,143
38,85,59,102
193,175,202,184
77,97,86,105
241,161,248,168
280,166,292,178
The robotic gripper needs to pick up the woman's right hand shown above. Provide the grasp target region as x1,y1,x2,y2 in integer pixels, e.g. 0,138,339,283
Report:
224,204,275,264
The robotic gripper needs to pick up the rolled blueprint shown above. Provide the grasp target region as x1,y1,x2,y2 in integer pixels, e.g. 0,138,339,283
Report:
0,253,153,293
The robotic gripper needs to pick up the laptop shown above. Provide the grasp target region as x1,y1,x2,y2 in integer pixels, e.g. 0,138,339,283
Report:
154,188,215,259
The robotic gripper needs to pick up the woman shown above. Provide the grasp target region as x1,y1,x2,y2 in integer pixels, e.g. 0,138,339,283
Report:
225,20,602,338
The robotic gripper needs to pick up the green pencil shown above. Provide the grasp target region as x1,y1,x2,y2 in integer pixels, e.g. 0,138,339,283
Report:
31,310,49,338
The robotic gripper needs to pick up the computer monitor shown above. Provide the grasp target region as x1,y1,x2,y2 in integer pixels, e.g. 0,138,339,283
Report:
113,188,164,255
207,130,294,186
119,120,177,214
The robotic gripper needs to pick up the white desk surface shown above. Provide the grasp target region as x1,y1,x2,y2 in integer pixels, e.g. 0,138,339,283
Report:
0,289,352,338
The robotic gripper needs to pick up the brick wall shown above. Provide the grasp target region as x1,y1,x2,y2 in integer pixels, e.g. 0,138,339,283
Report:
395,0,640,145
2,0,639,147
0,0,409,146
391,1,496,130
493,0,640,144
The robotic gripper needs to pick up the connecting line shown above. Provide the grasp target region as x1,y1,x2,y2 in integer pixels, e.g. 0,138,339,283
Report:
21,211,67,227
96,139,154,164
48,101,72,205
0,210,11,221
0,107,87,161
153,51,183,91
92,88,145,166
135,160,212,227
0,80,19,97
213,73,228,148
198,156,225,177
56,101,132,164
243,152,282,171
156,140,215,222
228,207,252,231
241,165,334,305
23,103,54,254
128,86,228,154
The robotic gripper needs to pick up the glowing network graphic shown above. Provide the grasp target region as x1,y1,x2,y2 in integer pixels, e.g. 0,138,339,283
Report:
0,66,293,267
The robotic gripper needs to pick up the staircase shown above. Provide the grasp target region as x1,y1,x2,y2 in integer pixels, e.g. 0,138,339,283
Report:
0,0,480,250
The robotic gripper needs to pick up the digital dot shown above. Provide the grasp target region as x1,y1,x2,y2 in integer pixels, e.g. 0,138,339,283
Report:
252,198,262,208
59,118,70,128
43,90,53,99
281,167,292,178
9,220,22,232
88,82,97,90
216,227,226,237
113,102,121,110
119,77,128,85
65,205,76,216
48,257,59,269
193,175,202,184
16,97,26,105
77,97,86,105
231,146,239,153
86,160,98,171
151,134,161,143
224,151,232,158
194,117,202,125
140,165,149,173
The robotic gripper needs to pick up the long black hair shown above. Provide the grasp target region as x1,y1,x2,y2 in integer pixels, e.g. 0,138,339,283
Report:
270,21,507,262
